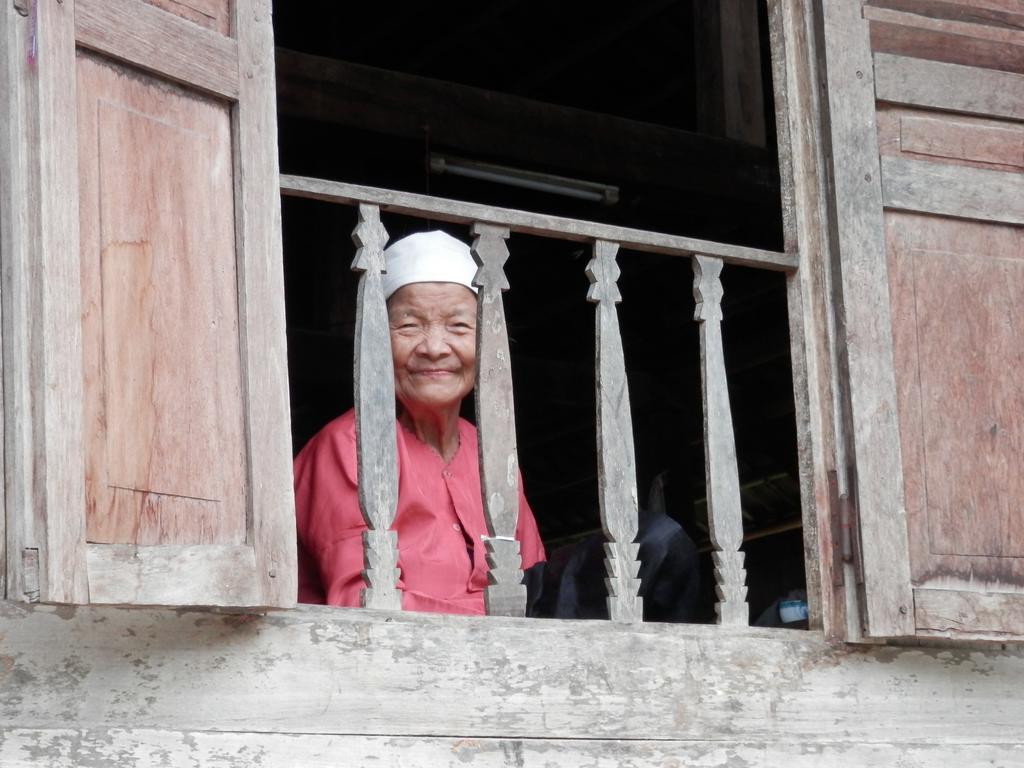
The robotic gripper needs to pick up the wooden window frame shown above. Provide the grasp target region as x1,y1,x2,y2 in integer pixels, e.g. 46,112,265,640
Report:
277,0,851,635
13,0,1017,645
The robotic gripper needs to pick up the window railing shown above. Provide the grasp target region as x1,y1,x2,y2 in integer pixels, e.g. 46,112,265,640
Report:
281,173,798,624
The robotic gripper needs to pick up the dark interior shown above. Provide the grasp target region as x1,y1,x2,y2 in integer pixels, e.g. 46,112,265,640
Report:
272,1,806,625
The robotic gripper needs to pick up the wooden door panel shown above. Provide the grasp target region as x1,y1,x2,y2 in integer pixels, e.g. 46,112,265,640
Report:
887,212,1024,586
78,53,247,546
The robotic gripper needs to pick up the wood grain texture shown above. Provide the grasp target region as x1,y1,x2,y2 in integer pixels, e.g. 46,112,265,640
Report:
900,116,1023,168
873,53,1024,122
886,212,1024,592
771,0,840,636
880,155,1024,224
586,241,642,624
863,2,1024,47
915,589,1024,638
350,205,400,610
876,107,1024,171
0,0,32,600
77,53,247,547
2,730,1024,768
767,0,798,253
471,224,525,617
280,175,798,272
141,0,230,35
869,18,1024,75
3,602,1024,742
693,257,748,627
865,0,1024,23
75,0,239,99
86,544,259,605
820,0,915,637
232,0,297,607
30,0,91,604
694,0,767,146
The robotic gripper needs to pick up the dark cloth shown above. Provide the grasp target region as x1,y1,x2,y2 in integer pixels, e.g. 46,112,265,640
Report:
528,507,700,622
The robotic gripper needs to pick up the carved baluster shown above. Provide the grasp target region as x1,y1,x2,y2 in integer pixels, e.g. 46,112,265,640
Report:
586,241,643,623
693,255,748,626
471,223,526,617
351,204,401,610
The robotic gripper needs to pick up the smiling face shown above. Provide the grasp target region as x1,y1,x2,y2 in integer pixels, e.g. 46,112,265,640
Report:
387,282,478,416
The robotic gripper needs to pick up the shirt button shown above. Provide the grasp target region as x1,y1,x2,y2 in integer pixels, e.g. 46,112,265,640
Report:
452,523,461,531
442,470,452,479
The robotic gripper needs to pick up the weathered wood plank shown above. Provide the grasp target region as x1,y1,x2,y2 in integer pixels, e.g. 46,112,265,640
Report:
865,0,1024,24
880,156,1024,224
767,0,799,253
3,729,1024,768
76,0,239,99
350,205,400,611
233,0,296,607
0,0,30,600
85,544,259,605
142,0,230,35
586,241,642,624
693,256,748,627
27,0,92,604
770,0,841,636
869,19,1024,75
3,602,1024,742
471,224,525,617
820,0,915,637
891,111,1024,170
873,53,1024,121
280,174,799,272
863,3,1024,47
915,589,1024,639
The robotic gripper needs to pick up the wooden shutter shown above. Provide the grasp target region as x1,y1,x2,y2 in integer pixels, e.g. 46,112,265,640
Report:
1,0,294,606
821,0,1024,640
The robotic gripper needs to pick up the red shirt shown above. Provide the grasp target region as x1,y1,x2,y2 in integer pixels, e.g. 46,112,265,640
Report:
294,409,545,614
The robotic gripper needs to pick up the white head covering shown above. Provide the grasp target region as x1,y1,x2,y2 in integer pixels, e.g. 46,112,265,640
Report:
381,230,479,300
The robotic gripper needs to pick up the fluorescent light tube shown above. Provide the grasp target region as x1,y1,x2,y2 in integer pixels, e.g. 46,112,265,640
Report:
430,154,619,206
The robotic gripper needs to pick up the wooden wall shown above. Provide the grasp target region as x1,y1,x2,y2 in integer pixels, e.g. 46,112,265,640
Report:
1,602,1023,766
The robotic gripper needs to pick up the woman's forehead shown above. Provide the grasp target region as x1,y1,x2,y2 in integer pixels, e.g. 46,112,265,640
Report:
387,282,477,315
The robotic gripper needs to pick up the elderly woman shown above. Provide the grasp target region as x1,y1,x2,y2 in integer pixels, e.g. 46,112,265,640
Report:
293,230,546,614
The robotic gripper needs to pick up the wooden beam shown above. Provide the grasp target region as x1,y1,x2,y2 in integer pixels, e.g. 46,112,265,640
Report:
868,17,1024,75
274,48,778,204
873,53,1024,121
4,601,1024,741
233,0,297,608
819,0,915,638
3,729,1024,768
863,0,1024,46
279,175,798,272
76,0,240,100
915,588,1024,639
86,544,260,605
880,156,1024,224
768,0,839,636
693,0,768,146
